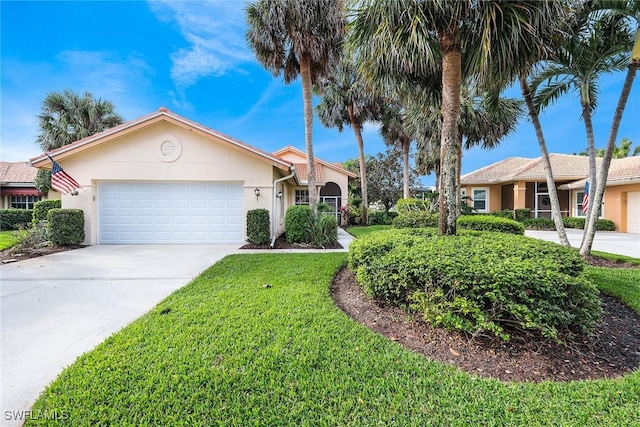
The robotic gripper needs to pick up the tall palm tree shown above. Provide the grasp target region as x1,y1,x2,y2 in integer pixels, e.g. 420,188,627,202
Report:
349,0,562,235
315,58,381,224
246,0,345,215
37,89,123,151
379,103,414,199
532,11,632,244
581,0,639,256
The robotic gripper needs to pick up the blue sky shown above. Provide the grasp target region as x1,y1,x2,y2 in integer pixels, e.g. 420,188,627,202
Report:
1,1,638,186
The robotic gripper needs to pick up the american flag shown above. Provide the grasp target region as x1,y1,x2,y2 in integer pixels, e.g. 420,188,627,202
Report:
581,181,589,214
47,155,81,195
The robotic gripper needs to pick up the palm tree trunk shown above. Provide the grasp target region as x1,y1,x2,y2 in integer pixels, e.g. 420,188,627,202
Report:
580,35,639,256
438,34,462,236
402,138,410,199
348,105,368,225
300,53,318,215
456,132,463,215
519,75,571,246
580,96,598,247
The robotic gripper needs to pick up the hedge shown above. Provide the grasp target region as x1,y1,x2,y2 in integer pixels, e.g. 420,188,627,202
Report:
32,199,62,226
0,209,33,230
348,230,599,342
285,205,313,243
48,209,85,246
246,209,270,245
563,217,616,231
395,198,430,213
368,210,397,225
456,215,525,235
392,211,438,228
522,217,556,230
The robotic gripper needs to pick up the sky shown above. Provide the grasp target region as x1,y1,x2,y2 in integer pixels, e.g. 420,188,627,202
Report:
1,1,638,186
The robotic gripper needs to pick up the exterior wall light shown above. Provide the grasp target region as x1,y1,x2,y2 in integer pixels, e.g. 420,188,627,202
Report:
276,191,283,200
254,187,261,202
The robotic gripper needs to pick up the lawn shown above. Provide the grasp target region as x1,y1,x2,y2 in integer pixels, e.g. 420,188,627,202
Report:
28,252,639,426
346,224,391,238
0,229,27,250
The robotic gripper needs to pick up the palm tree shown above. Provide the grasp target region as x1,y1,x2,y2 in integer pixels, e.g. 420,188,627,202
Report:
315,58,381,224
532,10,632,245
246,0,345,215
37,89,123,151
349,0,562,235
379,103,413,199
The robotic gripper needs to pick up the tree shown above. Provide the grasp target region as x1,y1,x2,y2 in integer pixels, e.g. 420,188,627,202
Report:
246,0,344,215
349,0,561,235
36,89,123,151
532,9,633,249
316,58,381,224
34,169,51,194
379,102,413,199
577,137,639,157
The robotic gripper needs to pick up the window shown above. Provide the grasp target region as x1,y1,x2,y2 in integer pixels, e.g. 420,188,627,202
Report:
295,189,309,205
472,188,488,212
576,191,602,217
10,195,41,209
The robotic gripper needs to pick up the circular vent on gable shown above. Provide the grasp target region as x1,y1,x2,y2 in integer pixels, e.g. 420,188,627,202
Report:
156,135,182,162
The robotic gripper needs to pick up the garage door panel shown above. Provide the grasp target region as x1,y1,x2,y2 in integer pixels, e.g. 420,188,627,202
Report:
98,182,244,244
628,192,640,234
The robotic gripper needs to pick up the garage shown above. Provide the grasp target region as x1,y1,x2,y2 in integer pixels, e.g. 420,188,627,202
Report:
627,191,640,234
98,181,244,244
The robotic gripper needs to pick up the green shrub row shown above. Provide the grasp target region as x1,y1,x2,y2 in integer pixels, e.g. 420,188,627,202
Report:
48,209,85,246
395,198,431,213
488,208,531,222
284,205,338,247
368,210,397,225
522,217,556,230
0,209,33,230
32,199,61,226
563,217,616,231
246,209,270,245
392,211,438,228
348,229,599,341
457,215,524,235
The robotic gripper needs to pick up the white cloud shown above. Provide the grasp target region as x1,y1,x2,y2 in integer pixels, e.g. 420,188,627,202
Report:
149,0,252,88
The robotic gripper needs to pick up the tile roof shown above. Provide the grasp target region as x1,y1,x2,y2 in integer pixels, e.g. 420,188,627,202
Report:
0,162,38,184
293,163,324,184
607,156,640,183
460,157,533,183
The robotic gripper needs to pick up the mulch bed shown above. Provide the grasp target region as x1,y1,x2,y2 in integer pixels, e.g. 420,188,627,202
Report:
241,234,343,250
331,264,640,383
0,244,86,263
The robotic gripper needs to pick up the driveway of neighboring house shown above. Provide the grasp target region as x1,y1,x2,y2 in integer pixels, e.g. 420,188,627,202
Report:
525,229,640,258
0,244,239,426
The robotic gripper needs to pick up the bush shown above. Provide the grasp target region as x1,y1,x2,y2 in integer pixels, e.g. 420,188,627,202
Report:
309,214,338,248
0,209,33,230
563,217,616,231
456,215,525,235
392,211,439,228
246,209,270,245
368,210,397,225
395,198,430,214
285,205,313,243
48,209,85,246
522,218,556,230
32,199,62,226
489,210,515,219
348,230,600,342
514,208,532,222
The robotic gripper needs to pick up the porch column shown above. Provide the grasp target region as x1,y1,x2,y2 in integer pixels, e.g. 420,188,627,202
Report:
513,181,527,210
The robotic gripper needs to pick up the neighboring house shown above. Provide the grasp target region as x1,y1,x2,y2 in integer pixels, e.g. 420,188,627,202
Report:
30,107,356,245
0,162,44,209
460,154,640,233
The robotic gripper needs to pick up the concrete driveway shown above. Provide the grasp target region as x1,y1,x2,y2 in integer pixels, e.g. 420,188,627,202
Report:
1,244,239,426
525,229,640,258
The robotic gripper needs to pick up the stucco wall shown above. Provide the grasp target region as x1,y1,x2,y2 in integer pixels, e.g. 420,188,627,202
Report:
603,183,640,233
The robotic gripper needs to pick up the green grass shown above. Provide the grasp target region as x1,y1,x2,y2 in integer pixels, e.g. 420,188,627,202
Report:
592,250,640,266
0,229,27,250
28,253,640,426
346,224,392,238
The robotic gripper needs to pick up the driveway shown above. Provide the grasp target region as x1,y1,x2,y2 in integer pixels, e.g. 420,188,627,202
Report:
1,244,238,426
525,229,640,258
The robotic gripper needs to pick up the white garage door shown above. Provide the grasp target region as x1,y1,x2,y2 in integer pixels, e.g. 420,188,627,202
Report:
628,191,640,234
98,182,244,244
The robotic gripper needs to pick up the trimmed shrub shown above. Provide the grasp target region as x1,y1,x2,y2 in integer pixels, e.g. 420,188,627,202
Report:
395,198,430,213
48,209,85,246
368,210,397,225
489,209,515,219
522,218,556,230
514,208,532,222
392,211,438,228
309,214,338,248
563,217,616,231
0,209,33,230
32,199,62,226
348,230,600,342
456,215,525,235
285,205,313,243
246,209,270,245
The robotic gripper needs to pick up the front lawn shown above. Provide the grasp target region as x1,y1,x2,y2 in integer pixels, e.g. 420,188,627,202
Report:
346,224,391,238
0,229,27,250
28,252,640,426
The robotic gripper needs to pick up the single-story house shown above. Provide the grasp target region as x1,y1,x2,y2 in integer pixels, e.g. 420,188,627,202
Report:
30,107,356,245
460,154,640,233
0,162,46,209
